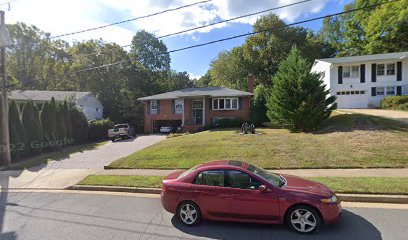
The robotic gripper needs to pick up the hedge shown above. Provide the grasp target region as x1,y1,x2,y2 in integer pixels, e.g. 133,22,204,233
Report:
88,119,114,141
381,96,408,110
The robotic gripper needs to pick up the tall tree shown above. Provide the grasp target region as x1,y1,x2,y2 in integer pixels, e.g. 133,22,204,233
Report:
266,47,336,132
130,30,171,72
22,101,43,153
70,107,89,144
9,101,27,160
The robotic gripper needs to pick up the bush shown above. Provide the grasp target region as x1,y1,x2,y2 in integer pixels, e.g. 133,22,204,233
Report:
88,119,114,141
70,107,89,144
250,84,269,126
381,96,408,110
266,47,336,132
217,118,244,128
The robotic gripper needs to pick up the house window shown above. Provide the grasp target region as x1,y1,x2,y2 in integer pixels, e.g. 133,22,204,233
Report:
376,87,385,96
387,63,395,75
360,91,365,95
351,66,359,78
175,99,183,114
212,98,239,110
386,86,396,95
343,66,359,78
377,64,385,76
150,100,158,114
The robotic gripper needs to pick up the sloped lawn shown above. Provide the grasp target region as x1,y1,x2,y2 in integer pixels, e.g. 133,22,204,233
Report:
108,113,408,169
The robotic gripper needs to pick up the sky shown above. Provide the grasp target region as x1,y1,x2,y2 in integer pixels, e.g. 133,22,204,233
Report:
3,0,352,79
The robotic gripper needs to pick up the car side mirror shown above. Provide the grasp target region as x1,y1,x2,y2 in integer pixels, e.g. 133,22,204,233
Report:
259,185,268,193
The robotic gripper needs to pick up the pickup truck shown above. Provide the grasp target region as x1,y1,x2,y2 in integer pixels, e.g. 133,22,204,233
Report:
108,124,135,142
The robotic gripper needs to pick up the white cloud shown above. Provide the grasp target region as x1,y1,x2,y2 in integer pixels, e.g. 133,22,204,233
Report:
4,0,333,45
188,73,202,80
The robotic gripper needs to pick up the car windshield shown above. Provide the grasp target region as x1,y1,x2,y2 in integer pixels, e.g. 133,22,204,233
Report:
114,124,128,129
247,164,281,187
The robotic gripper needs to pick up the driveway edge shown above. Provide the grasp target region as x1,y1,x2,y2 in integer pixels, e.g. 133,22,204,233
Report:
67,185,408,203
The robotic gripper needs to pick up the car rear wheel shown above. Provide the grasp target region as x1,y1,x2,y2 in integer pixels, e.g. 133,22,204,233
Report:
177,201,201,226
286,205,321,234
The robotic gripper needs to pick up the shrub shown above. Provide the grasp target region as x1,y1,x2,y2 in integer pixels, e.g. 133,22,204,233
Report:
88,119,114,141
70,107,89,144
217,118,244,128
63,101,72,141
266,47,336,132
22,101,43,153
9,100,27,160
41,99,58,148
56,103,68,145
381,96,408,110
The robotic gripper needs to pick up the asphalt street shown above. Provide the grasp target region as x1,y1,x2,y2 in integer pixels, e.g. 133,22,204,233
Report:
0,191,407,240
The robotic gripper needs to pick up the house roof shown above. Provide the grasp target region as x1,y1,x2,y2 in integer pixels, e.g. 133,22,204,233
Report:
10,90,91,102
138,87,253,101
316,51,408,64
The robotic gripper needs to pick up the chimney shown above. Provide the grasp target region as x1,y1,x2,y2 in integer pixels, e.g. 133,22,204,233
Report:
247,74,255,93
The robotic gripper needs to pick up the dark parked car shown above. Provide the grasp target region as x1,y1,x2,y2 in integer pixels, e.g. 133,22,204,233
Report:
161,160,341,234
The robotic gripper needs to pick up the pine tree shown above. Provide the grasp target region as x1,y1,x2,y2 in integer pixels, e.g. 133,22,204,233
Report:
63,101,72,141
250,84,269,126
266,47,336,132
22,101,43,153
70,106,89,144
41,101,56,149
56,103,67,146
9,101,27,160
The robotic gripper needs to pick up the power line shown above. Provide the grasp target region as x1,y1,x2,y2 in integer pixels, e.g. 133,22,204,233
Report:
21,0,401,78
47,0,314,62
50,0,213,39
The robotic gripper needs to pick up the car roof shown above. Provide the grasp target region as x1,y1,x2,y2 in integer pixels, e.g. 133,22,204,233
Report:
197,160,249,170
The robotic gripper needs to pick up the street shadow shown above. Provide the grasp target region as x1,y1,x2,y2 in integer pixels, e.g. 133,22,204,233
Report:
0,174,17,240
172,210,382,240
314,113,408,134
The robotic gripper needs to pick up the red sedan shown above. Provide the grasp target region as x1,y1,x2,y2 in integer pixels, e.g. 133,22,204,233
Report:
161,160,342,234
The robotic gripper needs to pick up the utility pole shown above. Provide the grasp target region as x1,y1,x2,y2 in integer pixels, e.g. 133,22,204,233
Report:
0,10,11,167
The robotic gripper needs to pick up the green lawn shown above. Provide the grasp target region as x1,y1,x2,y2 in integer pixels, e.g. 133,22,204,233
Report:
7,141,109,170
108,113,408,169
78,175,408,195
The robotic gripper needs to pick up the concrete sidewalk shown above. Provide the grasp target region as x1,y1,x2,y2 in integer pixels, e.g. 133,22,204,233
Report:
96,168,408,177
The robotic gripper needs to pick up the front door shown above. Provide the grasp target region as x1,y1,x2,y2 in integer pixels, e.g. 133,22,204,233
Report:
193,170,229,217
225,170,280,222
192,100,203,125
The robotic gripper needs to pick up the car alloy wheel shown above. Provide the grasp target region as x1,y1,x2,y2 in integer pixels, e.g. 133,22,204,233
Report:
290,208,319,233
178,202,201,226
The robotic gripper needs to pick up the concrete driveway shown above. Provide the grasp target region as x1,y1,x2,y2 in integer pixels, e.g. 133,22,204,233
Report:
340,109,408,124
0,135,166,189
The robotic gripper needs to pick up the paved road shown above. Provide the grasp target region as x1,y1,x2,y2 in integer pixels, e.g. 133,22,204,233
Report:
0,191,407,240
340,109,408,124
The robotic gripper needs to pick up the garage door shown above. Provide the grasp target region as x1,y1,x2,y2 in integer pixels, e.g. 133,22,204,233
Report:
335,90,368,109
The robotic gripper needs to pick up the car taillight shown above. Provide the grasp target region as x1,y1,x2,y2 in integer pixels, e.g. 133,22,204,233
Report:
162,185,166,192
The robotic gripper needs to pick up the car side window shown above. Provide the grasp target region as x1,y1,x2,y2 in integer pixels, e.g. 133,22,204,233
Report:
225,170,262,190
194,170,224,187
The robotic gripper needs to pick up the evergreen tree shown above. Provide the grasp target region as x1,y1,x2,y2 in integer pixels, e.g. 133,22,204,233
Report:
22,101,43,153
70,106,89,144
266,47,336,132
41,101,56,149
9,101,27,160
56,103,67,145
250,84,269,126
63,101,72,141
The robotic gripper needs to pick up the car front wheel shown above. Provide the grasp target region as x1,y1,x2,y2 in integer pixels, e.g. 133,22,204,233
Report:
286,205,321,234
177,201,201,226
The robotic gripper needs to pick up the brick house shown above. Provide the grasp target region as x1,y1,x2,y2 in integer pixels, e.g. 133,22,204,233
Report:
139,76,255,133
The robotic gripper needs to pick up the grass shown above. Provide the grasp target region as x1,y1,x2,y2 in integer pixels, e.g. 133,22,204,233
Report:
7,141,109,170
108,113,408,169
78,175,408,195
307,177,408,195
78,175,164,188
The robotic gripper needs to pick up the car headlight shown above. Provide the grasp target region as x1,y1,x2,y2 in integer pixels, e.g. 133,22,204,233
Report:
321,195,337,203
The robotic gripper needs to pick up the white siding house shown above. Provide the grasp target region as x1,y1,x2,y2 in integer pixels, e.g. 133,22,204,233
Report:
9,90,104,120
311,51,408,109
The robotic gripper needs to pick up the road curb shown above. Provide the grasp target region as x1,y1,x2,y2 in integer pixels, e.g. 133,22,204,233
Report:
66,185,162,194
67,185,408,204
